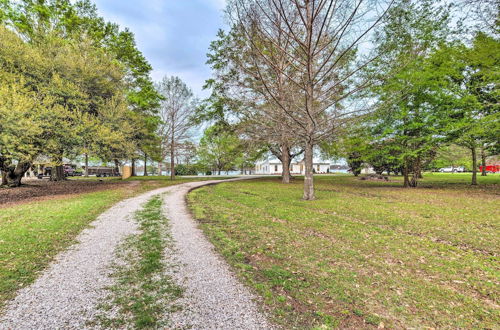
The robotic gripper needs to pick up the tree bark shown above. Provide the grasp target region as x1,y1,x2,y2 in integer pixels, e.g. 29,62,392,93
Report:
114,159,120,176
131,159,136,176
471,146,477,185
143,154,148,176
302,2,315,201
170,133,175,180
403,162,410,188
50,155,65,181
281,144,291,184
481,148,487,176
1,171,7,186
409,161,419,188
2,161,31,187
84,153,89,177
51,165,65,181
303,140,315,200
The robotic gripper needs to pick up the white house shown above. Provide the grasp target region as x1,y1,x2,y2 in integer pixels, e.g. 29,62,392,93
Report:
255,157,331,175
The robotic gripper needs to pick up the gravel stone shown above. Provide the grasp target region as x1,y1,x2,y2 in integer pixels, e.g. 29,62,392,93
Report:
0,185,178,329
0,178,272,330
164,180,273,329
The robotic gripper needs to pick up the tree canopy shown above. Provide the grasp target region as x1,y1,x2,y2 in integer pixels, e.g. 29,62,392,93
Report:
0,0,160,186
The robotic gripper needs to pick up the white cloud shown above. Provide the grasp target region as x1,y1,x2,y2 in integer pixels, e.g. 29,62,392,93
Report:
92,0,226,98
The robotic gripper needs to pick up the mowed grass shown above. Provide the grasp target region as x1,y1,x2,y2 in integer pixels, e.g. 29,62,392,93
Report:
188,173,499,328
96,196,183,328
0,177,225,309
0,188,128,308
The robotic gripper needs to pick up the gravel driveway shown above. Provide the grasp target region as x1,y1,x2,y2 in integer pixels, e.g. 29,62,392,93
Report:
0,178,271,329
164,180,272,329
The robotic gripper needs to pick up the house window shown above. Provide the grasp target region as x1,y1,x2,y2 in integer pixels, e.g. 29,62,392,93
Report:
274,165,278,172
317,165,320,171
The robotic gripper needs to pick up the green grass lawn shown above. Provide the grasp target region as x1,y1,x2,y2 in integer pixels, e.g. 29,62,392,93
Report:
188,173,500,329
0,177,224,309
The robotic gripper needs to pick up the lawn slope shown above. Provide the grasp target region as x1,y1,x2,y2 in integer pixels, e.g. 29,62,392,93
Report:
188,174,499,328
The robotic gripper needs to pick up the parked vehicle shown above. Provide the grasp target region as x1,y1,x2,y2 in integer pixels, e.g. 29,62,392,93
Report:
479,164,500,173
37,164,77,178
439,166,465,173
64,164,76,176
83,166,120,177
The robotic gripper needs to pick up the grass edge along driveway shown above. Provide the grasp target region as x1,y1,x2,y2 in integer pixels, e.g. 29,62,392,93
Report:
188,174,499,329
0,177,225,309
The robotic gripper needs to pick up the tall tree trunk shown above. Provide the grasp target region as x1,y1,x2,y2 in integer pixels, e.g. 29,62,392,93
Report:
281,144,291,184
302,1,316,201
1,171,7,186
131,159,136,176
409,160,419,188
415,156,423,179
416,168,423,179
51,165,65,181
481,148,487,176
50,156,65,181
303,140,315,200
84,153,89,177
403,162,410,188
143,154,148,176
471,146,477,185
170,134,175,180
114,159,120,176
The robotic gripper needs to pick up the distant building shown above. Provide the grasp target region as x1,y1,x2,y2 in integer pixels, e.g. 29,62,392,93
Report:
255,157,331,175
330,164,350,173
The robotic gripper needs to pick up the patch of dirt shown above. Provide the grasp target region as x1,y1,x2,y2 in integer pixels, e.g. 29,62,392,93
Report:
360,174,390,181
0,178,132,208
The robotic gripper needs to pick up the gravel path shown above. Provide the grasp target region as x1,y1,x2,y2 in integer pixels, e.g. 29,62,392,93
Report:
0,185,177,329
0,178,272,329
163,180,272,329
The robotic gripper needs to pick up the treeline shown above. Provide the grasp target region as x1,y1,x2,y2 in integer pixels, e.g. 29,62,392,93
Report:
196,0,498,198
154,76,263,178
323,1,499,187
0,0,160,186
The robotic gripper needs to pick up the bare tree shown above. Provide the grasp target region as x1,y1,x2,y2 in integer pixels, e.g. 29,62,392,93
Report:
239,109,303,183
157,76,196,180
226,0,394,199
455,0,499,35
206,18,304,184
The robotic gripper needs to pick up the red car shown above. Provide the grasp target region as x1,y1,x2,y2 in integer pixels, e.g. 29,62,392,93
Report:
479,165,500,173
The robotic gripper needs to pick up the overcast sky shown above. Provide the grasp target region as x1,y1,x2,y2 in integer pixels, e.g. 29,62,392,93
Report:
93,0,227,98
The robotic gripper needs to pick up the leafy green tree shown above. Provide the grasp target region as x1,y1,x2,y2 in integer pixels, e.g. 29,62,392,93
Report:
322,128,370,177
197,125,242,175
0,26,79,185
369,0,454,187
0,0,160,185
1,0,160,178
429,144,472,170
449,33,499,184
